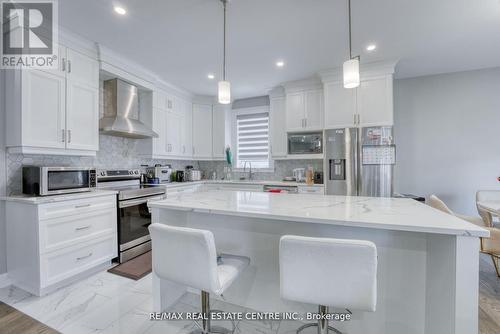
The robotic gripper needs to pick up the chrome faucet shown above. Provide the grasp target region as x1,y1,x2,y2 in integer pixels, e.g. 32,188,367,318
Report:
243,161,253,180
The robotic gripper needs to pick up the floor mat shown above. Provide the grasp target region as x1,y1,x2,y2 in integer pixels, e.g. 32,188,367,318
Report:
108,251,152,280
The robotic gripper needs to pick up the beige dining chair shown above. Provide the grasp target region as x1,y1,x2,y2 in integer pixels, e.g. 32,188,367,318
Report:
476,190,500,227
429,195,500,277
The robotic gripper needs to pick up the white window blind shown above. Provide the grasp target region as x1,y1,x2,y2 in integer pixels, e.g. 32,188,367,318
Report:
236,112,270,169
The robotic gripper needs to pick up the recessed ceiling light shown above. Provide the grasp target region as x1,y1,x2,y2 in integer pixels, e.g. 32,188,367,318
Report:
276,60,285,68
114,6,127,15
366,44,377,52
207,73,215,80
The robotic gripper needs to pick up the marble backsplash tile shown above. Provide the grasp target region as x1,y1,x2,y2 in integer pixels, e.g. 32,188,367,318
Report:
6,135,323,194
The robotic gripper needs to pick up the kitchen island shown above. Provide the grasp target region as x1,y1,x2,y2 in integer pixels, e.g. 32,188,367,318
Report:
148,191,488,334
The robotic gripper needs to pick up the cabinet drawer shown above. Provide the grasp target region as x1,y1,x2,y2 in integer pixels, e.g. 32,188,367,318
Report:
38,195,116,220
40,207,116,253
298,186,324,195
41,236,116,287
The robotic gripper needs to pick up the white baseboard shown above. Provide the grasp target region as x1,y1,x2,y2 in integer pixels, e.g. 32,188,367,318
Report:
0,273,11,288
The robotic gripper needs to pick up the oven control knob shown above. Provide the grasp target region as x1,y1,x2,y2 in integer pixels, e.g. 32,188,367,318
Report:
100,171,106,176
134,170,139,174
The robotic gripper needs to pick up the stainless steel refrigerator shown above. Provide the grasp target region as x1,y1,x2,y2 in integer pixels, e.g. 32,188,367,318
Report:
325,126,395,197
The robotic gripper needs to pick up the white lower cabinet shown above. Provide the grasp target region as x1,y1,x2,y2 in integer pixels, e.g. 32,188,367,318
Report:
5,194,117,296
41,235,115,287
297,185,325,195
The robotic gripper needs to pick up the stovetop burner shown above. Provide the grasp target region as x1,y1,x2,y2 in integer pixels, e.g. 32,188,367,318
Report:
97,169,165,200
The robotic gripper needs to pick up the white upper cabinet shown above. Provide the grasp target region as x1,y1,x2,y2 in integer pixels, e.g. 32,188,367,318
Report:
270,96,287,158
212,104,227,159
304,89,324,130
286,92,305,131
321,61,396,129
6,45,99,155
324,81,356,129
285,87,324,132
192,103,213,159
65,49,99,151
20,70,67,150
66,81,99,151
65,48,99,88
180,98,193,158
147,92,194,159
152,107,168,156
166,109,182,156
357,76,393,127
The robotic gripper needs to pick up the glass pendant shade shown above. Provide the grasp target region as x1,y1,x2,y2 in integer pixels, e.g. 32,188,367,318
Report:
343,58,360,89
218,80,231,104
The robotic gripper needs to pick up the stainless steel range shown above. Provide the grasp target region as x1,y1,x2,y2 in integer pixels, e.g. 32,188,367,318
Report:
97,169,166,263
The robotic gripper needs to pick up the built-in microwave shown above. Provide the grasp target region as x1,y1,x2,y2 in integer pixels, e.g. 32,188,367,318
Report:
288,132,323,155
22,166,97,196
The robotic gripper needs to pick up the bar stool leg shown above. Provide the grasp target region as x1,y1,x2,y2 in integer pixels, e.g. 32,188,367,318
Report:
318,305,328,334
296,305,343,334
201,291,211,333
191,291,235,334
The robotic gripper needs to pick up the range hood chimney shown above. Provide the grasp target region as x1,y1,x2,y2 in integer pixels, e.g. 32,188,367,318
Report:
99,79,158,139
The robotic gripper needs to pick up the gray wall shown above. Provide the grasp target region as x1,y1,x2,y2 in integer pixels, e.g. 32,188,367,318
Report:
232,96,270,109
0,70,6,274
394,68,500,215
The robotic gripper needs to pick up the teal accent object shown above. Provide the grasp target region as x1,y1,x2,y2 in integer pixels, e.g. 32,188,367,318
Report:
225,146,232,165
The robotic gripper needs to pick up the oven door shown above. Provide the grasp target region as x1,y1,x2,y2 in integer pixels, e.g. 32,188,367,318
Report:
288,133,323,155
118,195,164,252
41,167,96,195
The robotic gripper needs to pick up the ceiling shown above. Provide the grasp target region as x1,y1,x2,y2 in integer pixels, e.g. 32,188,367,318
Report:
58,0,500,99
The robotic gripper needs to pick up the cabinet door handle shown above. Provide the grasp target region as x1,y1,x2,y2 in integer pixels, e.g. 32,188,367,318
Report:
353,114,357,125
75,203,91,208
304,119,307,128
61,58,66,72
357,114,361,125
68,130,71,143
68,60,72,73
75,225,91,231
76,252,93,261
62,129,65,142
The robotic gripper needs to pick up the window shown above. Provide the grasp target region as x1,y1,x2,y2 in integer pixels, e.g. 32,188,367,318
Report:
233,108,272,170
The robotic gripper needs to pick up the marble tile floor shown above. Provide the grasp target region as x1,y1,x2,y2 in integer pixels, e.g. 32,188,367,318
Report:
0,270,314,334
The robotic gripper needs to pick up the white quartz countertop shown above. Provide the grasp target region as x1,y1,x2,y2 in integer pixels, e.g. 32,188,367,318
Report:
0,190,118,204
155,180,324,188
148,190,489,237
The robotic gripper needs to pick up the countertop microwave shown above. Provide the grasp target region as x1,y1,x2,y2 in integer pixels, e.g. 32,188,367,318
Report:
288,132,323,155
22,166,97,196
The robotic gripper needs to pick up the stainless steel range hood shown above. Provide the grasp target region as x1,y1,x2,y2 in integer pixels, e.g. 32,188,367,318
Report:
99,79,158,139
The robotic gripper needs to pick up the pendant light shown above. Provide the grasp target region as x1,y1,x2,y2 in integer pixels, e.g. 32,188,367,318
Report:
218,0,231,104
343,0,360,89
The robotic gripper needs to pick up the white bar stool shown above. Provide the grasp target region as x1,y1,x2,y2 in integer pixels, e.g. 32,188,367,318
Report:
149,224,250,334
279,235,377,334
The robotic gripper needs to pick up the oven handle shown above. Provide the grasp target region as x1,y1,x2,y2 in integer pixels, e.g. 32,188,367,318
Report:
119,195,165,208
